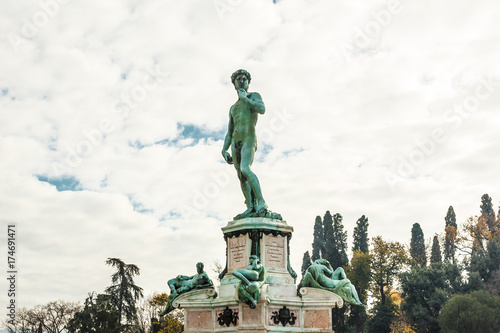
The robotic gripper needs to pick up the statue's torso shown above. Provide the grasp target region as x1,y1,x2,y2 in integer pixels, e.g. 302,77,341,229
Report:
231,97,258,143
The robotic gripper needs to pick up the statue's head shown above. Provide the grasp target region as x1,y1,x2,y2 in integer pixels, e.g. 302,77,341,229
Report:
231,69,251,91
249,255,260,264
314,259,332,270
196,262,204,273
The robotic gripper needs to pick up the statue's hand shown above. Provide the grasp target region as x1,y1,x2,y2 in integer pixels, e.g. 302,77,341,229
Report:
237,89,248,100
222,151,233,165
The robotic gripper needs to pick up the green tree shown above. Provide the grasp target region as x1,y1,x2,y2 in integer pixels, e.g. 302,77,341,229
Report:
444,206,457,264
481,194,496,233
322,211,335,265
301,251,312,278
327,212,349,333
438,290,500,333
465,271,485,292
468,240,500,285
486,268,500,297
410,223,427,267
105,258,144,329
400,265,450,333
466,240,500,290
348,215,369,332
430,235,442,265
331,213,349,269
347,250,371,332
371,236,409,306
353,215,369,254
312,215,324,261
442,262,464,294
367,304,393,333
67,293,120,333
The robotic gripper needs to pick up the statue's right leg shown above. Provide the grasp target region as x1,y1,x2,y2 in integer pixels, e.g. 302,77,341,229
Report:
233,142,254,218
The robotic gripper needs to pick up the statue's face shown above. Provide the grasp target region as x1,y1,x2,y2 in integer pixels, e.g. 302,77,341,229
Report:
196,263,203,273
234,74,249,91
249,256,259,265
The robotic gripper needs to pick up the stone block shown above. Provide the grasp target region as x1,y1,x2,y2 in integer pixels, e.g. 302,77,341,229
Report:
263,234,286,270
242,305,261,325
304,309,330,329
228,235,248,272
186,310,212,329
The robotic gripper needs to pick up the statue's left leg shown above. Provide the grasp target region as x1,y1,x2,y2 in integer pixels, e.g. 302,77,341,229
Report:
240,143,267,213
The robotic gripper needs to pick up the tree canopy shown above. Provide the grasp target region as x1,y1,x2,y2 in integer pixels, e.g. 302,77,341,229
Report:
410,223,426,267
438,290,500,333
444,206,457,263
353,215,369,254
105,258,144,329
312,215,323,261
67,293,120,333
430,235,442,265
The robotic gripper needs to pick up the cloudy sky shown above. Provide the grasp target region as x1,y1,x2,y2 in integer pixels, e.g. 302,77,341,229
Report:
1,0,500,319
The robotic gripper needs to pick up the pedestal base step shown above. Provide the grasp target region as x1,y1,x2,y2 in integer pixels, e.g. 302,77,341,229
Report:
175,287,343,332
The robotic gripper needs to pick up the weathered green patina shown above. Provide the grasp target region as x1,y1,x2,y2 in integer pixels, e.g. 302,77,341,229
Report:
159,262,214,316
221,69,281,221
232,255,267,308
299,259,365,306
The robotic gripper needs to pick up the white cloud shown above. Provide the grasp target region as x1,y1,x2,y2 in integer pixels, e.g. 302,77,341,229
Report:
1,0,500,318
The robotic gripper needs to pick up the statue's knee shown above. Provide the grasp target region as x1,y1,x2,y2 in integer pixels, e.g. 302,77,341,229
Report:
240,166,251,177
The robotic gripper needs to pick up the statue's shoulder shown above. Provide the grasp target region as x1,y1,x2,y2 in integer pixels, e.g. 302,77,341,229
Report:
248,92,262,100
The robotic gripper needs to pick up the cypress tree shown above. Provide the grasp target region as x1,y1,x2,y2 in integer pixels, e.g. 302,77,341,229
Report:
349,216,370,332
312,216,324,261
444,206,457,263
301,251,312,277
353,215,369,254
480,194,500,241
329,213,349,333
480,194,496,232
331,213,349,269
430,235,442,264
323,211,335,265
410,223,427,267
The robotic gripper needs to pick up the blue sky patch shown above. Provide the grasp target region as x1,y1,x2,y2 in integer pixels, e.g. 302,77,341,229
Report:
256,143,273,162
37,175,82,192
178,123,225,142
130,123,225,149
282,148,305,157
127,195,154,214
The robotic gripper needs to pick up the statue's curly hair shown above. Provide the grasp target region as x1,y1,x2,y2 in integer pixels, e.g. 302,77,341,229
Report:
231,69,251,85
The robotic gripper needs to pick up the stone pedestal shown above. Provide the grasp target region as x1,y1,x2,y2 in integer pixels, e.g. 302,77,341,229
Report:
174,217,345,332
